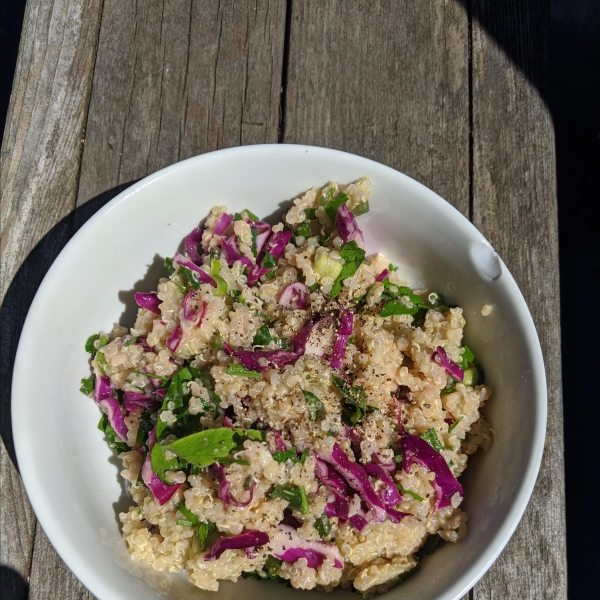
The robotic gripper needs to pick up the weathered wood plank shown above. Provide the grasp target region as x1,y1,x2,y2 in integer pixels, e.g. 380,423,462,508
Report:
77,0,286,208
13,0,285,597
470,2,566,599
0,1,104,598
28,526,94,600
283,0,470,216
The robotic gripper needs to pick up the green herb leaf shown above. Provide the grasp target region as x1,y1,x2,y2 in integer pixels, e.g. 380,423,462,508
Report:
462,366,480,387
192,369,222,409
440,379,456,395
198,520,216,549
263,555,283,579
297,448,310,464
241,428,267,443
262,252,278,270
179,266,200,290
166,428,239,468
85,334,100,354
324,192,348,221
396,485,424,502
136,415,154,445
226,364,262,378
253,324,272,346
98,414,107,431
209,332,224,349
352,200,370,216
210,260,228,296
302,390,323,421
270,485,309,514
272,449,296,463
103,421,128,454
241,209,259,222
80,376,95,396
151,443,180,483
295,221,312,239
448,417,462,433
420,428,444,453
314,514,331,538
332,375,373,426
177,503,199,526
304,208,317,219
380,299,419,317
123,336,138,347
176,519,195,527
457,345,475,369
250,227,258,257
330,241,366,299
164,257,175,275
96,351,107,375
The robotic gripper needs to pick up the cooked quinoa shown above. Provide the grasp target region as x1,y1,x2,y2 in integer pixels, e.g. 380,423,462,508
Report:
81,177,492,597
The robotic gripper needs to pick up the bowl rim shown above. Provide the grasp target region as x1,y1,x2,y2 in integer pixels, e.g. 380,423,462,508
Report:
12,143,547,600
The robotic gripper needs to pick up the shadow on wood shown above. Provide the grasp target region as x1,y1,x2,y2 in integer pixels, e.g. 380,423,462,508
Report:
0,183,138,472
0,565,29,600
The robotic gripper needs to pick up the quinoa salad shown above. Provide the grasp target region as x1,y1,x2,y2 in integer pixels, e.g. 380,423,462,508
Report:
80,178,492,596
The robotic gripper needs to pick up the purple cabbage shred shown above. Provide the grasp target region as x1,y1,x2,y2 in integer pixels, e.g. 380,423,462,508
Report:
431,346,464,382
173,253,216,287
330,310,354,369
336,203,364,247
213,213,233,236
205,530,269,561
399,433,463,511
184,227,203,265
167,326,182,352
134,292,161,314
278,282,308,309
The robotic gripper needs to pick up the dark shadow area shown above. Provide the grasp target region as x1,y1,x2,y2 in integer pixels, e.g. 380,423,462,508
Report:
118,253,170,327
551,2,600,598
0,565,29,600
0,183,135,471
2,0,599,596
0,0,26,138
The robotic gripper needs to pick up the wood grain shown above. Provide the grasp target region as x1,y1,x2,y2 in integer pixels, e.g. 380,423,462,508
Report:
0,0,285,598
283,0,470,216
76,0,286,207
470,2,567,597
0,0,104,598
28,527,94,600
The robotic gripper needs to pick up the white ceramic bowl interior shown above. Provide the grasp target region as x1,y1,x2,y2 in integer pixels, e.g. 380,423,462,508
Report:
12,145,546,600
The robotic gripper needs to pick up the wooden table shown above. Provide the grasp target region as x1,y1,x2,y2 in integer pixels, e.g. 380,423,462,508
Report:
0,1,566,598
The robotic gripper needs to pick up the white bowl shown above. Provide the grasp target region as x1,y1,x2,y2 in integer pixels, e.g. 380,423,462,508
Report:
12,145,546,600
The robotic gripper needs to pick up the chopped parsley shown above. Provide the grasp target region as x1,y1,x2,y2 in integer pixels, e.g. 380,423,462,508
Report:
85,334,100,354
330,241,366,299
324,192,348,221
226,364,262,378
302,390,323,420
457,345,475,369
420,428,444,453
197,520,216,548
332,375,374,426
396,485,424,502
448,417,463,433
270,485,309,514
314,514,331,537
253,324,272,346
79,375,95,396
